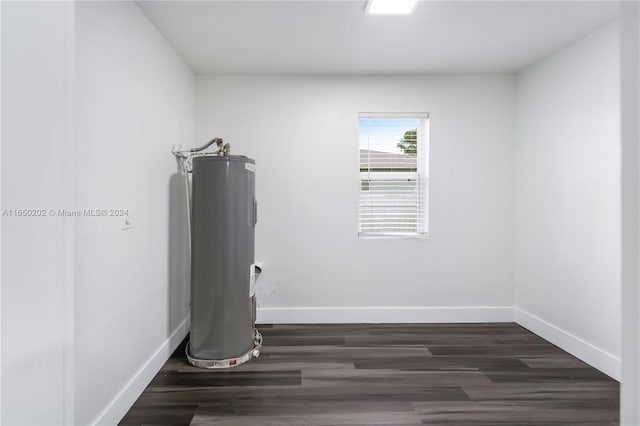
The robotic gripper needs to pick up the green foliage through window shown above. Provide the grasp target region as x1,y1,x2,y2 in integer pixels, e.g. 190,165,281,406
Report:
397,129,417,155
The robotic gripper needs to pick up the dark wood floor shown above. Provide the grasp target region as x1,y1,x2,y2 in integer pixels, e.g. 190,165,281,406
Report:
120,323,619,425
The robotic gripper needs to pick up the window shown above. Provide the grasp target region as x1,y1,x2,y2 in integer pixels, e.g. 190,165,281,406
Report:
358,113,429,238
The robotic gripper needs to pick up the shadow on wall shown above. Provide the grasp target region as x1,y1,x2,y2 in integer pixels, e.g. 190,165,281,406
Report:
168,172,190,336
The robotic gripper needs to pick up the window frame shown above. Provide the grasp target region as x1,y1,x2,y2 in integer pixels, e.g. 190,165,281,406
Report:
358,112,430,240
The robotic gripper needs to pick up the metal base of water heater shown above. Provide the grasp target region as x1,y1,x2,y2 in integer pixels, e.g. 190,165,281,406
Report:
185,329,263,369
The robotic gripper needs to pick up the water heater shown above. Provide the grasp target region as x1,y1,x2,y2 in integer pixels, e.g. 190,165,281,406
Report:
175,146,261,369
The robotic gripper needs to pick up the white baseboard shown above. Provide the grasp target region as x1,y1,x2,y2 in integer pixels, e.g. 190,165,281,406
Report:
256,306,515,324
514,307,621,381
92,317,190,426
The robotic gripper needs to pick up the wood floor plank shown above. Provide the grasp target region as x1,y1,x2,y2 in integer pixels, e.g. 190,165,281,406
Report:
136,383,470,404
354,334,549,346
119,323,619,426
190,399,423,425
484,368,613,383
259,324,370,337
412,400,619,425
302,369,492,386
176,359,356,373
190,411,423,426
192,399,417,416
427,344,567,356
149,370,301,387
263,344,433,359
462,382,619,400
519,355,591,369
353,355,531,371
119,404,197,425
261,336,347,346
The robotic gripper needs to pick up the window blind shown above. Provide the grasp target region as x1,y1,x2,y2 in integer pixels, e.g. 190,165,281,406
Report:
358,113,429,237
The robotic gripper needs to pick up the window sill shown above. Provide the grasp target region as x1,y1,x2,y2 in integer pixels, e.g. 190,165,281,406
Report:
358,233,429,240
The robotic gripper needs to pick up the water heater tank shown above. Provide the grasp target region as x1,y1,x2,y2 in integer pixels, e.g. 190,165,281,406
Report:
188,155,258,367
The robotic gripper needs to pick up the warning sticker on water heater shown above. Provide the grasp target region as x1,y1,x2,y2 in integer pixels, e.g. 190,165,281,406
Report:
245,163,255,173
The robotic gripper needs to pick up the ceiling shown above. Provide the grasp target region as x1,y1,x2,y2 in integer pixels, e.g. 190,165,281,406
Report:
137,1,619,75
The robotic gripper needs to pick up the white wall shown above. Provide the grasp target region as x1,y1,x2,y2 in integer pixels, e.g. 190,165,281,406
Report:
74,2,194,424
1,2,75,424
2,2,195,424
514,22,621,379
621,2,640,424
196,75,516,322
